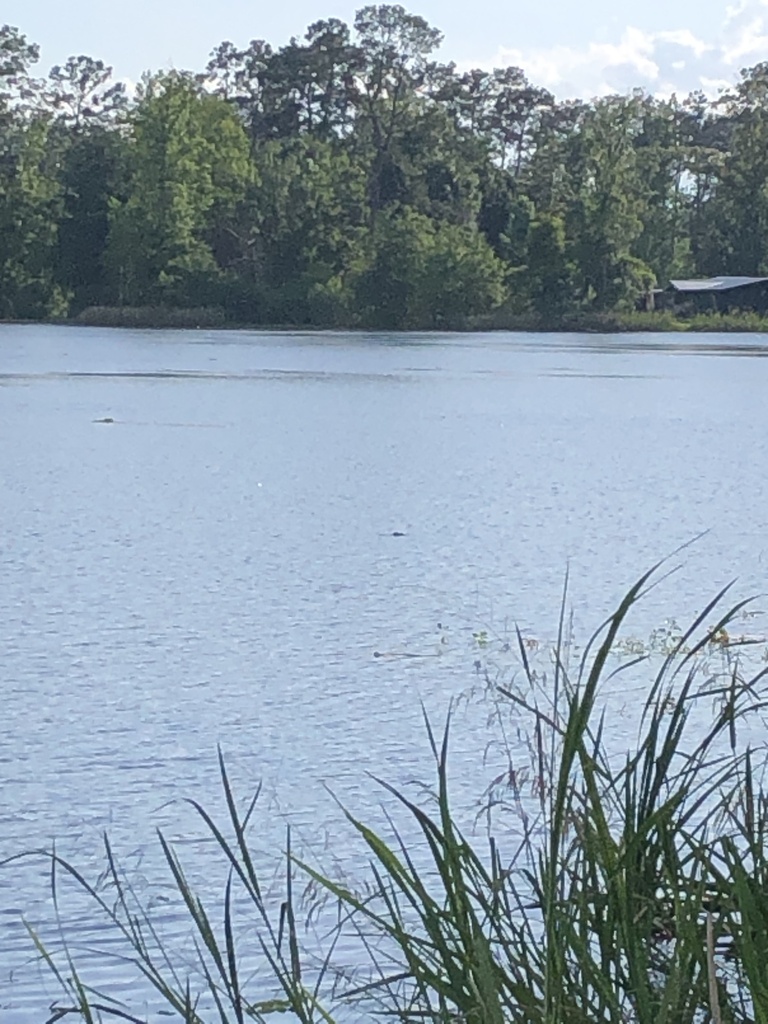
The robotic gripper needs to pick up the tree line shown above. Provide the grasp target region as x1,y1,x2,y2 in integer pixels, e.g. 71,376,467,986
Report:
2,7,768,327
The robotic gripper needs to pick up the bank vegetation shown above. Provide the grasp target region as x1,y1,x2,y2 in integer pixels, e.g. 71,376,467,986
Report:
5,11,768,328
11,566,768,1023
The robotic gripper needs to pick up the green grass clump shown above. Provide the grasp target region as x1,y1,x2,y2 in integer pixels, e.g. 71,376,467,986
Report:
44,305,768,333
10,565,768,1023
470,308,768,333
684,310,768,332
468,308,687,332
75,306,231,329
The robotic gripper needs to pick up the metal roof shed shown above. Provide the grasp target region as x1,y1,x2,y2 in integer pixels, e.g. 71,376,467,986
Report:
666,276,768,312
669,276,768,292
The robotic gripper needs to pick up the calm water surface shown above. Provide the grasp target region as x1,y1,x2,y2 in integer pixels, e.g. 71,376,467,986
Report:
2,325,768,1018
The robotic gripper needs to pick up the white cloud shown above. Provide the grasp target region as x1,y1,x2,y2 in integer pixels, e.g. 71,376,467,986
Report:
724,0,751,21
465,0,768,99
480,28,657,97
721,18,768,62
656,29,714,58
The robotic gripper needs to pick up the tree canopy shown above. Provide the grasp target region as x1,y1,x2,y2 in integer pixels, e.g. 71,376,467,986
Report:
1,13,766,325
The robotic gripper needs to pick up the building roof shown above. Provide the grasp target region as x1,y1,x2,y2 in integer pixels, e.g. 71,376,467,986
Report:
669,276,768,293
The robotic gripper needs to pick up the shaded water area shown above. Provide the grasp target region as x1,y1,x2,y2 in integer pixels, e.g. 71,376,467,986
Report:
2,324,768,1020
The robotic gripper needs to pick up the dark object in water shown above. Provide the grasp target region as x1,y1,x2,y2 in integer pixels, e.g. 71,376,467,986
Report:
94,417,114,423
392,531,406,537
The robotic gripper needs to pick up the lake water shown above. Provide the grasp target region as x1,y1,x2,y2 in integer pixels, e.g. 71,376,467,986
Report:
2,324,768,1020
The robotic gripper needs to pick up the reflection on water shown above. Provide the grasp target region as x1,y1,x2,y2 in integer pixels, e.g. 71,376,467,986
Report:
2,325,768,1019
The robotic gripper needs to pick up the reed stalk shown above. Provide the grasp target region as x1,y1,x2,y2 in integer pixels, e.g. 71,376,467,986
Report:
11,567,768,1023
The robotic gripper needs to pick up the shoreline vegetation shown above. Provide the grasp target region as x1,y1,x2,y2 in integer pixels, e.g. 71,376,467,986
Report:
5,12,768,329
6,305,768,334
11,568,768,1023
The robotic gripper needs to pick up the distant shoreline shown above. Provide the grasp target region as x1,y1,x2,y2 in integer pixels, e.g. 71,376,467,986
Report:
4,306,768,335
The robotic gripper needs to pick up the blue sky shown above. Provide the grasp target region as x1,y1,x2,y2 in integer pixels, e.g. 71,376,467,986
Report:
5,0,767,98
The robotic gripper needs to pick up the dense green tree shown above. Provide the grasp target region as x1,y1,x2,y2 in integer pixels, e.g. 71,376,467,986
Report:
40,56,129,310
526,213,571,315
522,98,586,212
352,4,443,214
0,115,66,317
382,103,485,224
221,136,367,322
354,206,506,327
477,166,532,265
0,28,67,316
560,95,654,309
53,128,124,310
483,67,554,175
4,8,768,326
631,94,694,284
203,39,285,146
695,64,768,275
266,20,362,139
106,72,251,306
679,91,732,274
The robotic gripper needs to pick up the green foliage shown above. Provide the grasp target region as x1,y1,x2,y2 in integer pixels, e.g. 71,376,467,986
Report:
240,137,367,323
5,11,768,325
697,64,768,277
53,128,124,311
355,206,506,327
106,72,251,307
46,55,127,130
0,23,40,111
631,95,695,284
526,212,571,315
75,304,230,328
0,115,67,317
561,96,655,309
16,569,768,1024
